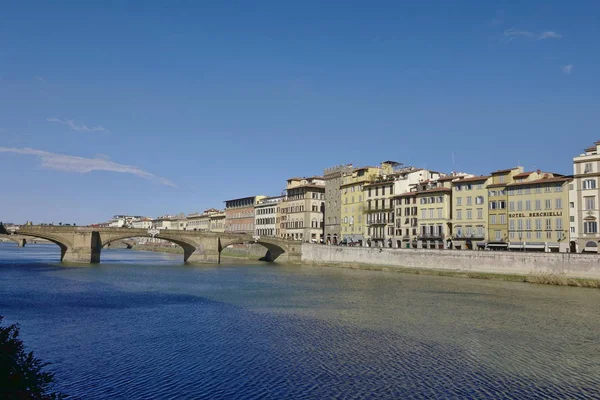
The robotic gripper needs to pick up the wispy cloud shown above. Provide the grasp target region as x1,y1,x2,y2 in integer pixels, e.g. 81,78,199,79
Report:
504,28,562,41
34,76,47,84
0,147,176,187
562,64,573,75
47,117,109,133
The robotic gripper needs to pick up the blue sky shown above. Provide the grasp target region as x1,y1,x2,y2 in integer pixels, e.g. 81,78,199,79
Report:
1,1,598,224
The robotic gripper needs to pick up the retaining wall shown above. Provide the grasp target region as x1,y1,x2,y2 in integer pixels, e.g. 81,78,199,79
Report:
300,244,600,279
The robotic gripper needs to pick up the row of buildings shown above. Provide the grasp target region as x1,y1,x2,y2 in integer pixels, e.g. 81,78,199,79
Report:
97,141,600,253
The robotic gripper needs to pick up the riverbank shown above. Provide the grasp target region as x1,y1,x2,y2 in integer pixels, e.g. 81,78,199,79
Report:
120,242,600,288
300,244,600,288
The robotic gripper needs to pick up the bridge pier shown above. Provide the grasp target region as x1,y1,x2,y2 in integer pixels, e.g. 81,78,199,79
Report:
16,238,26,248
62,231,101,263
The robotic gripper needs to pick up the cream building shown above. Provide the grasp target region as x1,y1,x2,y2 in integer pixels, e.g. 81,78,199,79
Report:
209,211,226,233
364,176,396,247
451,175,491,250
282,177,325,242
393,191,418,248
254,196,284,237
187,209,220,232
571,141,600,253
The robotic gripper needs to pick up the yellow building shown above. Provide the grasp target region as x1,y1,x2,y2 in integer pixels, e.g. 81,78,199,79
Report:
486,167,524,249
451,175,491,250
339,166,381,244
506,171,571,252
415,179,453,249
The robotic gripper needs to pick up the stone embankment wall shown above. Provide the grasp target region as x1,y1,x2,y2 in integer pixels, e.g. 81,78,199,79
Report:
300,244,600,280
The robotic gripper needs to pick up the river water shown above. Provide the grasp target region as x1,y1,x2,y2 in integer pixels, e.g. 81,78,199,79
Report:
1,243,599,399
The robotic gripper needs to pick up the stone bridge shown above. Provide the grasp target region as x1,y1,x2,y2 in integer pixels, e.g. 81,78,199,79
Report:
11,226,302,264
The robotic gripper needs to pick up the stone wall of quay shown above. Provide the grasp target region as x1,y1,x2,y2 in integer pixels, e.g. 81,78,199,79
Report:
300,244,600,280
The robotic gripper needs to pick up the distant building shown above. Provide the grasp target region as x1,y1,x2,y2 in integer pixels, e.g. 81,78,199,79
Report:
323,164,353,245
209,211,226,233
187,209,221,232
131,218,153,229
224,196,266,234
107,215,145,228
151,215,178,230
340,166,381,244
254,196,284,237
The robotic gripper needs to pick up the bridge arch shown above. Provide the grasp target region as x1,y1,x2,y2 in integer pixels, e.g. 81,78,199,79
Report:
99,233,201,262
218,238,288,262
14,232,72,261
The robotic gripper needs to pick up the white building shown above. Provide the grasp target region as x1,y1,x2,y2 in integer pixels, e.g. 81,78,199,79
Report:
572,141,600,253
254,196,284,238
107,215,145,228
131,218,153,229
151,215,178,230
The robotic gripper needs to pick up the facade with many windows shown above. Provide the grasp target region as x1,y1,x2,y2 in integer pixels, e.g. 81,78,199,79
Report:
224,196,266,234
452,175,491,249
415,179,453,249
486,167,523,249
323,164,354,245
281,177,325,242
572,141,600,253
339,166,382,244
506,172,571,252
254,196,284,238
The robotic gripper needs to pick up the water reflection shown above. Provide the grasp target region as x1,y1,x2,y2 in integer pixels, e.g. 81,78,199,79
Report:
1,243,599,399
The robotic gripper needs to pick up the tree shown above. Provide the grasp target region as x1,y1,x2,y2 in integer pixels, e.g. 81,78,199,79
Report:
0,316,64,399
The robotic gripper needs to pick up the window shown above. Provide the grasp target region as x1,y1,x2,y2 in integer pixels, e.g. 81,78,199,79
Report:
456,197,462,206
509,201,515,211
457,210,462,220
570,216,575,222
525,200,531,210
517,201,523,211
570,202,574,209
499,200,506,209
477,208,483,219
421,209,426,219
466,209,472,219
509,219,515,231
490,215,496,224
437,208,443,218
526,219,531,231
585,197,596,210
475,196,484,205
500,214,506,224
517,219,523,231
499,176,505,183
555,198,562,209
535,200,541,210
456,185,462,191
429,209,434,219
546,219,552,230
584,163,593,173
466,196,472,205
495,230,501,240
583,179,597,190
545,200,551,210
556,218,563,231
584,221,598,233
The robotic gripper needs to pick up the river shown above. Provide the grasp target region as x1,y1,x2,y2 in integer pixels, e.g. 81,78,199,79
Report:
1,243,599,399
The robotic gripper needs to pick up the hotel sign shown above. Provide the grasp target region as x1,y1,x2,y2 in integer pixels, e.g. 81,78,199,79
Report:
509,212,563,218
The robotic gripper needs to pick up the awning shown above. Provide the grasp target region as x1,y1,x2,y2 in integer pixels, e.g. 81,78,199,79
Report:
547,242,560,248
487,243,508,247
